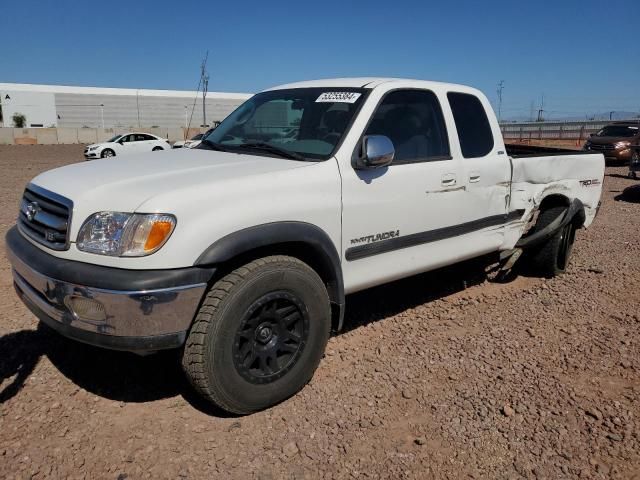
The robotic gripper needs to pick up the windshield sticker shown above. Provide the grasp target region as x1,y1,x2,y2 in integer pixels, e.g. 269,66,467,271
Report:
316,92,362,103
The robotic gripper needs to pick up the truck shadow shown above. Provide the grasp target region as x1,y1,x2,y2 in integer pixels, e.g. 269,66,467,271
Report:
0,322,183,405
614,184,640,203
0,255,510,413
340,256,493,334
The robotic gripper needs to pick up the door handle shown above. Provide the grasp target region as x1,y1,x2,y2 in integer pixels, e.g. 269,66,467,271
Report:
469,171,481,183
441,173,456,186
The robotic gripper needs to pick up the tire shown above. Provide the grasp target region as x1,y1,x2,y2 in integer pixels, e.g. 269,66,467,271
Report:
152,146,163,151
182,255,331,414
630,151,639,179
527,206,576,278
101,149,115,158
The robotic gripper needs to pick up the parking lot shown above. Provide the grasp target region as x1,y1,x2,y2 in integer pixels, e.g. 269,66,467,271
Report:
1,145,639,479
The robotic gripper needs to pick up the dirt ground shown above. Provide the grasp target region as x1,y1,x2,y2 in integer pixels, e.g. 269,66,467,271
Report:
1,145,639,479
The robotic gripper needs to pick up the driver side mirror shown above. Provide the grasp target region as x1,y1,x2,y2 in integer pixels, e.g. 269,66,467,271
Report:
353,135,395,170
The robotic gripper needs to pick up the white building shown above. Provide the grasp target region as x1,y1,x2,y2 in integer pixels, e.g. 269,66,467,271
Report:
0,83,252,128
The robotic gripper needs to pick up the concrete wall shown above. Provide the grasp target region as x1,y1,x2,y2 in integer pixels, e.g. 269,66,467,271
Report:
0,127,210,145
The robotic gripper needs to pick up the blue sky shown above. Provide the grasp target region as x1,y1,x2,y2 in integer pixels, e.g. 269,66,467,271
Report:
2,0,638,119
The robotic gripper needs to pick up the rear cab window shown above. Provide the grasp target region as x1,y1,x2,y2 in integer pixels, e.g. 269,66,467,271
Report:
447,92,494,158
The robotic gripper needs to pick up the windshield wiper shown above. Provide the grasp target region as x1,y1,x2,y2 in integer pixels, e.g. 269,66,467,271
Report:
234,142,306,161
198,139,229,152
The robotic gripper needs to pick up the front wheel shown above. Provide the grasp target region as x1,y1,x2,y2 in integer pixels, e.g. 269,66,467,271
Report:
101,148,115,158
182,256,331,414
527,206,576,278
152,146,163,151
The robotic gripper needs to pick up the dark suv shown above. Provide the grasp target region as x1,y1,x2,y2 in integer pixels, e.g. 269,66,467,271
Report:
584,121,640,164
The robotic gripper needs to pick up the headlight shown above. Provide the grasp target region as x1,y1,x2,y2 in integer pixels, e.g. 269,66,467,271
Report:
615,141,631,150
77,212,176,257
89,146,99,151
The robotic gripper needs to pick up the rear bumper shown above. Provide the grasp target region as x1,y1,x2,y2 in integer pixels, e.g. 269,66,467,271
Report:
6,226,212,353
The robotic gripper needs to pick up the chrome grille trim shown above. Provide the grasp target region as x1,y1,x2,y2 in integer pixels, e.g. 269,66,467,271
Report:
17,184,73,251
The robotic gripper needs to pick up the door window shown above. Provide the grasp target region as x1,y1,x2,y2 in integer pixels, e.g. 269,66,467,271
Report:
363,90,450,164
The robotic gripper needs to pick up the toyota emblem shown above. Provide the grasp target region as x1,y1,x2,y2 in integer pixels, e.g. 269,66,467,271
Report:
25,202,39,221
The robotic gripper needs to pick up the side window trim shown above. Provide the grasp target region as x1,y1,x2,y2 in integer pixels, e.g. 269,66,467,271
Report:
353,88,453,166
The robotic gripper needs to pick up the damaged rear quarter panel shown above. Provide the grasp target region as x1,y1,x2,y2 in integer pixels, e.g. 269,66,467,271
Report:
503,153,605,249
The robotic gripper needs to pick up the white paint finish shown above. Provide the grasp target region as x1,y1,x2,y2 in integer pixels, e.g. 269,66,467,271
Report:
21,78,605,296
508,153,605,230
30,149,341,270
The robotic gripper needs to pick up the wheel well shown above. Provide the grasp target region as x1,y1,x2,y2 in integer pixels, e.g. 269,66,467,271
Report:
204,241,344,332
538,194,585,228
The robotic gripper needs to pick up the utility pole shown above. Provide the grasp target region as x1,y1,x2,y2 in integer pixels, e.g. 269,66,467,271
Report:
609,111,614,121
496,80,504,123
536,94,545,122
201,51,209,127
136,90,141,128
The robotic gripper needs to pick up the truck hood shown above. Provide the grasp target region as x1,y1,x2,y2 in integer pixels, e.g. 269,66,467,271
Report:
31,148,311,213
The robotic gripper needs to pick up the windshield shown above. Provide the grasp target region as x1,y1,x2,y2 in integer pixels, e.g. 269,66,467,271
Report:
203,87,367,160
191,133,204,140
595,126,639,138
107,134,122,142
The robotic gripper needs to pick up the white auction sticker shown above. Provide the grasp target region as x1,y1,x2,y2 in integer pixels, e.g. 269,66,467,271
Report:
316,92,362,103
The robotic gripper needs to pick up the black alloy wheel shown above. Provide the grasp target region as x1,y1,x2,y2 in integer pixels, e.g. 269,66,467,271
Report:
232,291,309,384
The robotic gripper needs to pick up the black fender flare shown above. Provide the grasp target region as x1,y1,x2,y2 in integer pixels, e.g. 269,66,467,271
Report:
516,198,585,249
194,222,345,331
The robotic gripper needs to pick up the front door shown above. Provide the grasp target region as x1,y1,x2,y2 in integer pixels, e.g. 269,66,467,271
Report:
339,88,468,293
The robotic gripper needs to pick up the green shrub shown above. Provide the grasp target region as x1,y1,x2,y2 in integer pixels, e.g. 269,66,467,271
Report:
12,112,26,128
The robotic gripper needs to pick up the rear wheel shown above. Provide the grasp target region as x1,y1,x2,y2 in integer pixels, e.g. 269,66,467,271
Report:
101,148,115,158
527,206,575,278
182,256,331,414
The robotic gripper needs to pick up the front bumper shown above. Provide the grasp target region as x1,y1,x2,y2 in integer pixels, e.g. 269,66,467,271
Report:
83,149,100,159
586,147,632,162
6,226,212,353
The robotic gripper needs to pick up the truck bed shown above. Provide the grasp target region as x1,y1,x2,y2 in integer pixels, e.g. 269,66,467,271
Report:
505,143,597,158
506,148,605,236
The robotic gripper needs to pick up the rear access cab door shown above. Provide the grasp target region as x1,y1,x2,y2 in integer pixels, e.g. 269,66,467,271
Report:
338,82,513,294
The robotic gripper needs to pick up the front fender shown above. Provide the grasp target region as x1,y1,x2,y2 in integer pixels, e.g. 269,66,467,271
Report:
195,221,345,331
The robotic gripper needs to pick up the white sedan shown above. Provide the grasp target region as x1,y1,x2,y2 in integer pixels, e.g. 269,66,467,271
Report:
84,133,171,160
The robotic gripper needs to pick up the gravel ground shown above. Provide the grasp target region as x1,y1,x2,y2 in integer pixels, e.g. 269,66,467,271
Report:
1,145,639,479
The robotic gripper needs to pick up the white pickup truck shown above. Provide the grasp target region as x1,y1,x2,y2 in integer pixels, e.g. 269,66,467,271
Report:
6,78,604,414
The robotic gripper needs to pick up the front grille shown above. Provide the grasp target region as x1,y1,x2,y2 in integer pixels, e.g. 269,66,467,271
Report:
18,185,72,250
589,143,615,151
